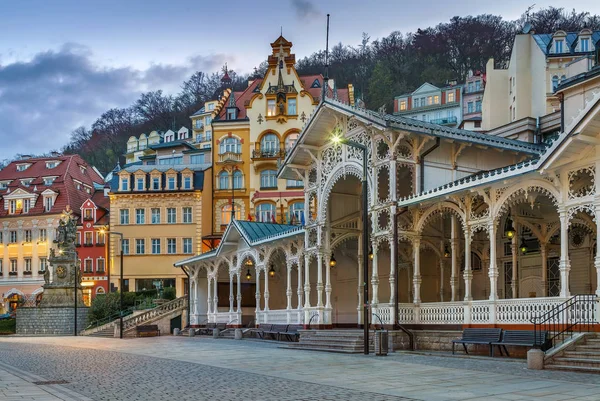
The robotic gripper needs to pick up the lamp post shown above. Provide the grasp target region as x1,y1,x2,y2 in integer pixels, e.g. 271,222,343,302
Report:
103,230,124,338
332,135,370,355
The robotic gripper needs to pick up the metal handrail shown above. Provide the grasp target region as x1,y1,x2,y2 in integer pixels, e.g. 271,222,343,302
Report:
531,294,597,350
307,313,319,328
371,313,385,330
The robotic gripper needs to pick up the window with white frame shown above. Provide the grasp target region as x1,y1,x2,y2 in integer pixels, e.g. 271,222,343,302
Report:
233,170,243,189
183,207,192,223
97,258,105,273
135,239,145,254
447,92,455,102
151,238,161,254
267,99,277,116
46,161,59,169
135,208,145,224
10,259,17,273
581,37,590,52
120,177,129,191
167,208,177,224
23,199,31,213
136,177,145,191
183,238,192,254
285,133,299,150
43,177,55,186
256,203,275,222
260,170,277,189
286,178,303,188
399,100,407,110
167,176,176,190
120,209,129,224
467,102,474,113
260,134,279,155
151,208,161,224
0,260,3,274
152,177,160,190
289,202,305,224
39,229,47,242
475,100,482,112
97,231,105,245
183,176,192,190
0,232,3,243
9,231,17,243
555,39,564,53
433,95,439,104
84,231,93,245
16,164,30,172
287,98,297,115
221,204,241,226
122,239,130,255
44,196,54,212
39,258,47,272
167,238,176,254
219,171,229,189
219,137,241,154
24,230,32,243
25,258,32,272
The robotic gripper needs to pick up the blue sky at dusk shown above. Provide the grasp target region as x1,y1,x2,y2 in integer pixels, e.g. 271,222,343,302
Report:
0,0,599,160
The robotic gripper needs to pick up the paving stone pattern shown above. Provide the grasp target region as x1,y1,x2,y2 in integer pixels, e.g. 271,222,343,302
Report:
0,342,416,401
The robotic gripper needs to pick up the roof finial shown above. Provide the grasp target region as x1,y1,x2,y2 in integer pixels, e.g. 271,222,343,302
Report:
322,14,330,102
281,26,283,36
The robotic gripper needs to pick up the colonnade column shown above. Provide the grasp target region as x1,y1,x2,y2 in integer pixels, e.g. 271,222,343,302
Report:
371,243,379,306
464,230,473,301
389,235,397,305
297,258,303,309
264,266,270,311
325,254,332,309
488,221,499,301
229,273,234,313
255,268,261,313
316,252,324,307
207,277,213,317
540,244,548,297
212,277,219,314
439,258,445,302
413,237,421,304
303,254,311,308
357,235,364,325
450,216,459,301
511,228,518,299
595,205,600,297
286,262,292,310
236,271,241,313
559,210,571,298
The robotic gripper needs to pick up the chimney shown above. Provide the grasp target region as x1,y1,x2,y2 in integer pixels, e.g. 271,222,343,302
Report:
20,155,32,160
50,151,60,157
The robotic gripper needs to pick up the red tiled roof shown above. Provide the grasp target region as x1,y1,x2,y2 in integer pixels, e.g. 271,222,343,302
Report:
217,79,263,120
0,155,104,218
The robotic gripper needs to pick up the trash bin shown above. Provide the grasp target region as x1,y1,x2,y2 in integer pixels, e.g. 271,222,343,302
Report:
375,330,388,356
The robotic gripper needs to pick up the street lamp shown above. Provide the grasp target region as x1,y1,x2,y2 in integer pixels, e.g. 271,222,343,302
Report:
102,229,125,339
332,133,370,355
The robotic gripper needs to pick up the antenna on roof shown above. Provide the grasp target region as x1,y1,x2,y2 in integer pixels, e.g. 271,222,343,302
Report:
322,14,330,102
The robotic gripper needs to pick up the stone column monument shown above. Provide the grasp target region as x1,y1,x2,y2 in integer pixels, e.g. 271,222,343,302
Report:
17,206,89,335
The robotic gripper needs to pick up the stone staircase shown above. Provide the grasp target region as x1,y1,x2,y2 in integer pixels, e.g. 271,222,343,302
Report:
287,330,376,353
546,333,600,373
80,297,187,337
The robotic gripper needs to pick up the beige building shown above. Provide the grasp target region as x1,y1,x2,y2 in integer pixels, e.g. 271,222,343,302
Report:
483,29,599,132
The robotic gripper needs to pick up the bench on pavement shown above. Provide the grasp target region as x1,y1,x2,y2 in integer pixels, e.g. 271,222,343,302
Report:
282,324,302,342
491,330,549,357
263,324,289,341
136,325,160,337
197,323,226,335
452,328,502,356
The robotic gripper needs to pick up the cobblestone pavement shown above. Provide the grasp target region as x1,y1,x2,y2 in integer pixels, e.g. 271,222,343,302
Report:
0,340,414,401
2,336,600,400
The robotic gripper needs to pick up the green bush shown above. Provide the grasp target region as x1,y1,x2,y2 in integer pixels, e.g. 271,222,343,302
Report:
87,292,142,325
0,319,16,334
162,287,176,301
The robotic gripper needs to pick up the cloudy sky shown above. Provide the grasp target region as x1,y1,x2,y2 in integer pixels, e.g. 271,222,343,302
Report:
0,0,599,160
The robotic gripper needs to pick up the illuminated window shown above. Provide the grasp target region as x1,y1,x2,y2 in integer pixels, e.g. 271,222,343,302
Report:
447,92,455,102
399,100,407,111
267,100,277,116
221,204,241,225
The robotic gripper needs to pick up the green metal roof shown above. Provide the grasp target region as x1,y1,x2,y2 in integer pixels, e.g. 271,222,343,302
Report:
235,221,301,244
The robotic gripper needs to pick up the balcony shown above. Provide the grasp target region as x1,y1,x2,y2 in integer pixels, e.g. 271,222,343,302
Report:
252,148,287,160
217,152,243,165
429,116,458,125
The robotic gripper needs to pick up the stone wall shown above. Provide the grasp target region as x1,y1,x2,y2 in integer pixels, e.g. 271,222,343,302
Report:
16,307,89,335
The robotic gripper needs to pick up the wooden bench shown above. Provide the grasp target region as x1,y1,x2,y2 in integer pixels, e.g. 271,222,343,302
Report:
452,328,502,356
263,324,289,341
282,324,302,342
491,330,549,357
136,325,160,337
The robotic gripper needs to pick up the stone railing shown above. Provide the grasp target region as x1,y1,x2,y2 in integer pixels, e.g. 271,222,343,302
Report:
255,309,303,324
122,297,187,332
397,297,570,325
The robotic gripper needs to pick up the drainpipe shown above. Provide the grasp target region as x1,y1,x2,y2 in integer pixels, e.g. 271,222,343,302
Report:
558,92,565,133
420,138,440,192
534,116,541,144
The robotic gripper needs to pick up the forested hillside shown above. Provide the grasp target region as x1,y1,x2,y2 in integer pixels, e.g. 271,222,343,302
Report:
52,7,600,174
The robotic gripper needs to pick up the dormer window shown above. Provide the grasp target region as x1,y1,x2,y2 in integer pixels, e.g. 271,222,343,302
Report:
85,187,91,194
581,38,590,52
120,177,129,191
208,103,215,111
136,177,145,191
227,108,237,120
555,39,564,53
80,165,87,175
46,161,60,169
0,181,8,190
20,179,33,187
44,197,53,212
16,164,31,172
84,208,93,221
43,177,56,186
167,176,176,190
183,176,192,190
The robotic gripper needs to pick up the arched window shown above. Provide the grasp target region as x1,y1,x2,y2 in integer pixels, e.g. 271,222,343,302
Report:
260,133,279,156
233,170,243,189
219,171,230,189
289,202,305,225
221,204,241,225
552,75,559,91
285,133,299,150
219,137,241,154
256,203,276,223
96,287,106,295
260,170,277,189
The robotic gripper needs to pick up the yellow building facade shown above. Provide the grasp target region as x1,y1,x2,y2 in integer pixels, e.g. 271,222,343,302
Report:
206,36,354,244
